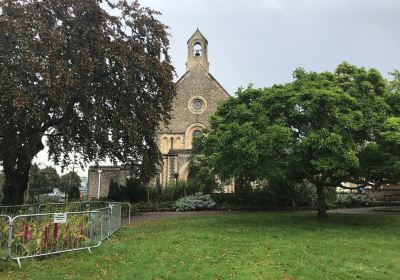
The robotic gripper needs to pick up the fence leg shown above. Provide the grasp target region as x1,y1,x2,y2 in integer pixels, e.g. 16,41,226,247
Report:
109,207,112,237
16,258,21,268
8,221,12,258
87,248,92,254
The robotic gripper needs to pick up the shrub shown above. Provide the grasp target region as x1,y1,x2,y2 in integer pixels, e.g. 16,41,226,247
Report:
267,179,316,208
107,180,126,201
161,181,186,201
335,193,369,207
175,193,216,211
125,178,147,203
134,201,175,212
186,180,202,196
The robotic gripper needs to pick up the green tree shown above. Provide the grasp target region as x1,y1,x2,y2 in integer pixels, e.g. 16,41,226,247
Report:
59,171,81,200
349,70,400,189
0,0,175,204
29,166,60,195
200,63,390,217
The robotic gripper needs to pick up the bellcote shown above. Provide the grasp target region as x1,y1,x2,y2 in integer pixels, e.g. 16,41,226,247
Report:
186,29,209,72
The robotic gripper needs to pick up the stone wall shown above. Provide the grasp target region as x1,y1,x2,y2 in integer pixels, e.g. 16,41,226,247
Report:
87,166,131,198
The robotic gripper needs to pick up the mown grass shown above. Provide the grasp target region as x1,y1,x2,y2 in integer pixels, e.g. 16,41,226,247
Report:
1,212,399,279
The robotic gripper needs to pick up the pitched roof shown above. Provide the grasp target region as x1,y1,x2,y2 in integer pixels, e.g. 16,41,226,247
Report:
187,28,208,44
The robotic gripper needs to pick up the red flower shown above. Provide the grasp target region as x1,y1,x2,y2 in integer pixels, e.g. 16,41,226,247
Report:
53,223,58,240
24,223,31,241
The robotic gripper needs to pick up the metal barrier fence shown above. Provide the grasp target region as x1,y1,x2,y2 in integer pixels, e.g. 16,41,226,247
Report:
0,201,132,267
38,201,110,213
38,201,131,225
0,215,11,260
110,204,121,234
0,204,39,216
120,202,132,224
96,207,112,240
10,211,103,267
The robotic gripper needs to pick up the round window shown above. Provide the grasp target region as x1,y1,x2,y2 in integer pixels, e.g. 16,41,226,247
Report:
192,99,203,111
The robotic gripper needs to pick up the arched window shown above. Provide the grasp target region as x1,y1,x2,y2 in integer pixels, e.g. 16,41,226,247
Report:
193,43,202,57
192,130,202,138
161,137,168,153
176,137,182,149
192,130,202,153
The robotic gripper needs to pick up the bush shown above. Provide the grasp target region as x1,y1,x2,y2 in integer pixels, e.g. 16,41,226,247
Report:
134,201,175,212
186,180,202,196
125,178,147,203
335,193,369,207
175,193,216,211
212,179,317,209
267,179,317,208
107,180,126,201
160,181,186,201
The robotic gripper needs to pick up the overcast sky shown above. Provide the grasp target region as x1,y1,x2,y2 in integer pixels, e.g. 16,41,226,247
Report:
142,0,400,95
35,0,400,176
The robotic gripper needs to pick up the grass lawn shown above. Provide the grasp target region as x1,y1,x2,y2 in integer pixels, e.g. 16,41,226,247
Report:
1,212,399,279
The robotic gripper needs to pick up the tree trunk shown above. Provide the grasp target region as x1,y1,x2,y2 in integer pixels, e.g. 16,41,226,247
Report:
1,135,43,205
2,168,30,205
316,184,328,218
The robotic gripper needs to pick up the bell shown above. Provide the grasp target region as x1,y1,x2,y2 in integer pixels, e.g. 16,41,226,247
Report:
194,50,201,57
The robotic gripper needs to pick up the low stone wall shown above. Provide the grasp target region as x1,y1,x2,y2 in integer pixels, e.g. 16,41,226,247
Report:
87,166,131,198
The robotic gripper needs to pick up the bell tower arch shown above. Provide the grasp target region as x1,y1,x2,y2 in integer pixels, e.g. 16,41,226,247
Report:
186,28,209,72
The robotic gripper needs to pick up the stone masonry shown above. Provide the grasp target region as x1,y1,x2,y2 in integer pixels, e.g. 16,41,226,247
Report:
156,29,230,187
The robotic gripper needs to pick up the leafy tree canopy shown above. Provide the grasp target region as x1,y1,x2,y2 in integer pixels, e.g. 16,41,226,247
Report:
199,63,395,217
29,165,60,195
0,0,175,204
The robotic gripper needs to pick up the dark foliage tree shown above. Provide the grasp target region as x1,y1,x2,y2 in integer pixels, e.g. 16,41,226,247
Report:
125,177,147,203
0,0,175,204
107,180,126,201
67,184,81,200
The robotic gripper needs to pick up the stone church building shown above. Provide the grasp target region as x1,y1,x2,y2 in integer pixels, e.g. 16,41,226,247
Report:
157,29,229,187
87,29,230,197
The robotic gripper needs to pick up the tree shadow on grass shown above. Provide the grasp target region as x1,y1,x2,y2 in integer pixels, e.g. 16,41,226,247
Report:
185,211,400,233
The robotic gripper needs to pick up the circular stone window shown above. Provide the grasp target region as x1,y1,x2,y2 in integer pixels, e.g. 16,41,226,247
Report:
188,96,207,114
192,99,203,111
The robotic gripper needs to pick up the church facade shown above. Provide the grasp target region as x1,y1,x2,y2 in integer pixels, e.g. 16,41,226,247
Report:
156,29,230,187
87,29,230,197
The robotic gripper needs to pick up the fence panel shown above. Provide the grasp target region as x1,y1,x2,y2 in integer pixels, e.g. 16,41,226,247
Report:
110,204,121,234
0,215,11,259
96,207,112,240
0,201,126,266
38,201,109,213
10,211,102,267
120,203,131,225
0,205,39,216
